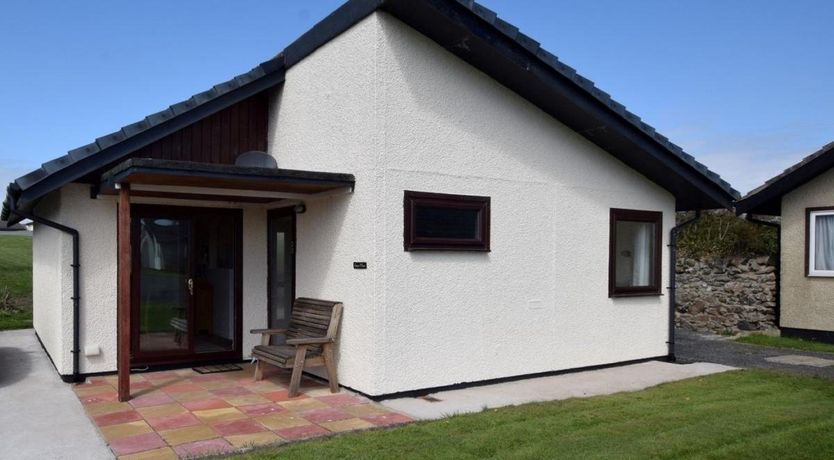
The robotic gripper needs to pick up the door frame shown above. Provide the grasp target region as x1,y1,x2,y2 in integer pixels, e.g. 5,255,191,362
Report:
267,207,296,328
130,204,243,366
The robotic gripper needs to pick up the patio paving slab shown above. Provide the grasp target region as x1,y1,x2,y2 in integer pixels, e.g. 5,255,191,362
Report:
71,362,412,458
0,329,112,459
381,360,735,420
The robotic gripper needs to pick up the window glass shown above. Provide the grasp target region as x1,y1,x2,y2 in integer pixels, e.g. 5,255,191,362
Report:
414,206,480,239
615,221,656,288
813,213,834,272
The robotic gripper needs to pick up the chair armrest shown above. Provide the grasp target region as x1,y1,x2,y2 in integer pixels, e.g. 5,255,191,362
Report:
250,328,287,335
285,337,333,346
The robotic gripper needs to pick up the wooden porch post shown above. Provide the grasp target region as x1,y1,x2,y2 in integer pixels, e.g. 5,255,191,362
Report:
117,184,131,402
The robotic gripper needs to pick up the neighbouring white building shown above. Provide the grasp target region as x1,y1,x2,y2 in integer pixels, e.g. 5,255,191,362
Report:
1,0,737,398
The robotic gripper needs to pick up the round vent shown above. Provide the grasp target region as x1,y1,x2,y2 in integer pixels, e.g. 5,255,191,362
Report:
235,151,278,169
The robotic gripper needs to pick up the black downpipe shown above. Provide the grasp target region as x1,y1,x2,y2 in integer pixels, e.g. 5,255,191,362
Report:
745,215,781,327
667,211,701,361
11,202,83,383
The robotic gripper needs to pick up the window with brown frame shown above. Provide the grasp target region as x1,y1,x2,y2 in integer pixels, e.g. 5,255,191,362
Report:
403,191,490,251
609,208,662,297
806,206,834,277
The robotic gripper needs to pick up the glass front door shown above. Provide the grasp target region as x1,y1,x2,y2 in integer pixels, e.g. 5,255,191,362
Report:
268,208,295,329
132,206,242,365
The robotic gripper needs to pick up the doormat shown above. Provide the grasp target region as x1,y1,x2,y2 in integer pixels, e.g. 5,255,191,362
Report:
192,364,243,374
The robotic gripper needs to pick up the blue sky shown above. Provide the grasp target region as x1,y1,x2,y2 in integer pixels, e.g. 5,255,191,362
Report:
1,1,832,195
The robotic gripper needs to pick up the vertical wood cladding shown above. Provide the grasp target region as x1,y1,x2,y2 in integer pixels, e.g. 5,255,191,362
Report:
134,91,268,164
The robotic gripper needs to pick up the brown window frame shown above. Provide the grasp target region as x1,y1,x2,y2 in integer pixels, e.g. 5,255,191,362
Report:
403,190,490,251
805,206,834,277
609,208,663,297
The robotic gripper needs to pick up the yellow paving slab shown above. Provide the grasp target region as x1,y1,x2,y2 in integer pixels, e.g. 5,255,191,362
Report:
99,420,153,441
319,418,375,432
191,407,247,424
85,401,133,416
223,394,271,407
118,446,178,460
255,413,312,431
224,431,284,448
136,403,187,419
74,384,117,397
158,424,219,446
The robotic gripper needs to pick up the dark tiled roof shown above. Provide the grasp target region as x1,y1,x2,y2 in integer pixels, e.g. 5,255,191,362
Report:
736,141,834,215
3,0,739,225
11,59,281,193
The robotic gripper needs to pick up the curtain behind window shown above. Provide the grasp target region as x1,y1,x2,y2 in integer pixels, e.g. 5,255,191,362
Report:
632,223,653,286
815,214,834,271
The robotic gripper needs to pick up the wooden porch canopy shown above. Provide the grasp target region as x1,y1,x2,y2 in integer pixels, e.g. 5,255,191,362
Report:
110,158,354,401
100,158,356,204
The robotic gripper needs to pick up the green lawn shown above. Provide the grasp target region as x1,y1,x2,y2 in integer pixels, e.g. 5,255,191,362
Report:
234,370,834,459
735,334,834,354
0,235,33,330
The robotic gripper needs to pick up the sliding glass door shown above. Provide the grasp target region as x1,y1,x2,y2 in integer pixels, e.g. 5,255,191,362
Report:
131,206,242,365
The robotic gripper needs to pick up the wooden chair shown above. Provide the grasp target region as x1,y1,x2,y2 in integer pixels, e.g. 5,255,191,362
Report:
250,298,343,397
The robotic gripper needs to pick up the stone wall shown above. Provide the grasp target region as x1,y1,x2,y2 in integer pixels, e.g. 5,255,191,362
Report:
676,256,777,333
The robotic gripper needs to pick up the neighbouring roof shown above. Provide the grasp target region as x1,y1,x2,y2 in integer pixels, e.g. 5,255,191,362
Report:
0,219,26,231
2,0,739,225
736,141,834,216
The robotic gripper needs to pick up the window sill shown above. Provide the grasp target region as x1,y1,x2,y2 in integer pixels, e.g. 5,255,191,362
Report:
609,291,663,298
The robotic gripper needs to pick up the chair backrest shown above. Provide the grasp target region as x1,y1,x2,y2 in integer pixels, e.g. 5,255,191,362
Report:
286,298,343,354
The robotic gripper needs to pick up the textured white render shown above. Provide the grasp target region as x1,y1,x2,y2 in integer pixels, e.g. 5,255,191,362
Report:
32,190,71,375
269,12,675,395
31,185,269,376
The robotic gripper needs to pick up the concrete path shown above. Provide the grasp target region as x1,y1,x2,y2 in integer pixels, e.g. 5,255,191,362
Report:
0,329,112,460
676,328,834,379
381,360,734,420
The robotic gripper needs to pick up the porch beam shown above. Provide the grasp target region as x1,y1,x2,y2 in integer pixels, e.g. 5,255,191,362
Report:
126,184,353,201
117,184,131,401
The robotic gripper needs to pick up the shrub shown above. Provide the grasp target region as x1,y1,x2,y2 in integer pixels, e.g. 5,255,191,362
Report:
676,210,777,259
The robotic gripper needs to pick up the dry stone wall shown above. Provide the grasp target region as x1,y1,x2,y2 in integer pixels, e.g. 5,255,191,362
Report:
675,256,777,333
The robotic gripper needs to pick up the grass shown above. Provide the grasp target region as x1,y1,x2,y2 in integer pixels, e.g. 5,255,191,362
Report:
233,370,834,459
0,235,33,330
735,334,834,354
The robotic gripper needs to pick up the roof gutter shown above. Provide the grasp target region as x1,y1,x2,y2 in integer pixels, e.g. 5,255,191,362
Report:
667,211,701,360
9,200,83,383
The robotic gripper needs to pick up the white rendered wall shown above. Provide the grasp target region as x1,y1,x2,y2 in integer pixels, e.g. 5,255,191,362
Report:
32,191,71,375
270,12,675,395
33,184,268,375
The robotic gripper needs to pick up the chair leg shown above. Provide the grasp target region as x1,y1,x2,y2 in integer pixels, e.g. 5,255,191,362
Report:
288,345,308,398
322,344,339,393
253,359,264,381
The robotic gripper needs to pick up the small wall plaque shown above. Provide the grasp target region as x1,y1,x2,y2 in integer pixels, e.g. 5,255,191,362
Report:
353,262,367,269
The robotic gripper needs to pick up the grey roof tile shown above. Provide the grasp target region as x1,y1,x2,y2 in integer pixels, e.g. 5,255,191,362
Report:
67,142,101,162
95,130,127,150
